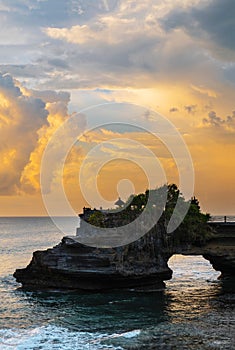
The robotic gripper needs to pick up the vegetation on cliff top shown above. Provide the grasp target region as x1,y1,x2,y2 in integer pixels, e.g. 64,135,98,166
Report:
88,184,212,246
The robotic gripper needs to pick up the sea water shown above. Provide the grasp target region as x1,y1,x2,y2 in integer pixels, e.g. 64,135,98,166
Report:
0,217,234,350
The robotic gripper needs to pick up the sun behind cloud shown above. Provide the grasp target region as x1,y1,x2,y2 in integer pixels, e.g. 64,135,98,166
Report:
0,0,234,215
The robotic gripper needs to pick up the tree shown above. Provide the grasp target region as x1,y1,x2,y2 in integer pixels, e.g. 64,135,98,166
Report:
165,188,212,246
88,211,105,227
85,184,212,247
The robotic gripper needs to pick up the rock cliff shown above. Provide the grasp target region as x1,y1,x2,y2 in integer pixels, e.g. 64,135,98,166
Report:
14,222,172,291
14,185,235,291
202,223,235,277
14,221,235,291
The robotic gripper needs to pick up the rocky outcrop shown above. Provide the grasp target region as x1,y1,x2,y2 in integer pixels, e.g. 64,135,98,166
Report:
203,223,235,277
203,254,235,277
14,223,172,291
13,221,235,291
171,222,235,278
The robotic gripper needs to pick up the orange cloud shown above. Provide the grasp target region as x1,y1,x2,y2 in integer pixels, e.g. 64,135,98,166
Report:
0,73,48,195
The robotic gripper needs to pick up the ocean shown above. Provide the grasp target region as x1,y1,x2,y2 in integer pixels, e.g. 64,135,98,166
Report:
0,217,234,349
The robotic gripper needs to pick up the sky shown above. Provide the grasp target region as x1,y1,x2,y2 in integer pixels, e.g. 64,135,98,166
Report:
0,0,235,216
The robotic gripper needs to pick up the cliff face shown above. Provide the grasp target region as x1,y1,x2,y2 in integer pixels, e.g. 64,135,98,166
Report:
171,223,235,278
13,221,235,291
202,224,235,277
14,222,172,291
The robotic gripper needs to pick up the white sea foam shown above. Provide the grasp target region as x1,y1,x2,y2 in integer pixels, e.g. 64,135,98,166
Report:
0,325,123,350
118,330,141,338
87,329,141,345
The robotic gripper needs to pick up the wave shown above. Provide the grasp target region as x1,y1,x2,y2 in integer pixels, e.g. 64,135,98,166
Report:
0,325,128,350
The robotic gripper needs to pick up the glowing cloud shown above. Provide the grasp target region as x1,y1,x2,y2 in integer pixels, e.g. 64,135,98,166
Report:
0,73,48,195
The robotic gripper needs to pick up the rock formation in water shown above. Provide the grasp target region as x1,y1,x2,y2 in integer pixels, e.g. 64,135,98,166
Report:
14,222,235,291
202,222,235,277
14,223,172,290
14,222,172,291
14,185,235,291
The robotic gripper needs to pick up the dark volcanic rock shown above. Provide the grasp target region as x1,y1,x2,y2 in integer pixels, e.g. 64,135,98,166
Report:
203,253,235,277
14,225,172,291
173,225,235,279
203,223,235,278
13,221,235,291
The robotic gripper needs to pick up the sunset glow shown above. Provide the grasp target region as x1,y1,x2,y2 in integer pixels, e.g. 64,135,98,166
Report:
0,0,234,216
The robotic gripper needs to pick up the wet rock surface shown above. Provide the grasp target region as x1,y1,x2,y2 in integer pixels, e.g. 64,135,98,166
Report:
14,223,235,291
14,223,172,291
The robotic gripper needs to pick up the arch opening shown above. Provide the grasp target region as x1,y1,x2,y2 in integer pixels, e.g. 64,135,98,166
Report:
167,255,221,286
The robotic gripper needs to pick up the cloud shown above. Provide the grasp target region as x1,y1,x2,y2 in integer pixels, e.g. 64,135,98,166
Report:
40,24,199,90
169,107,179,113
0,0,120,86
161,0,235,54
204,111,225,127
0,0,232,95
31,0,232,93
0,0,120,35
0,0,213,90
0,73,48,194
0,0,235,216
0,72,79,195
191,84,218,98
203,110,235,130
20,90,74,194
0,64,45,79
44,15,140,45
0,73,21,97
30,89,70,104
185,104,197,114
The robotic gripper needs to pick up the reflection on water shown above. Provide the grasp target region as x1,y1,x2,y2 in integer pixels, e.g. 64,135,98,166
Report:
0,218,234,349
0,277,166,332
165,255,222,322
0,256,234,349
